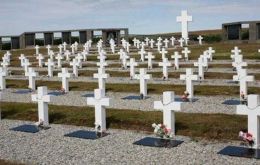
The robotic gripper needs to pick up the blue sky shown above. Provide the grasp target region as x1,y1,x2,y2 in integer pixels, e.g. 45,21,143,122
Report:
0,0,260,36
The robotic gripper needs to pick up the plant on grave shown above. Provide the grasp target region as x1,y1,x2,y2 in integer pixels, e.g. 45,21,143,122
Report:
152,123,173,139
239,130,255,147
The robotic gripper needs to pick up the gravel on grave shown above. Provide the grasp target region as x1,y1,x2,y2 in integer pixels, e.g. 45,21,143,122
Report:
2,88,237,114
0,120,259,165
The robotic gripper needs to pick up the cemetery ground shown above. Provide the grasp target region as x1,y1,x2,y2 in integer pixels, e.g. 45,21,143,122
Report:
1,41,260,164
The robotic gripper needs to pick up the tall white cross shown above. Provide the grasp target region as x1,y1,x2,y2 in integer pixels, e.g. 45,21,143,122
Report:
93,67,110,90
32,86,51,125
127,58,138,79
233,69,254,100
180,68,199,100
145,37,150,46
64,50,71,61
182,47,191,61
154,91,182,135
145,52,155,69
1,60,9,70
25,67,38,90
207,47,215,61
176,10,192,41
134,68,152,97
58,68,72,93
0,67,7,90
237,94,260,149
231,46,241,58
171,52,182,70
156,42,162,52
45,59,55,77
158,58,172,80
86,88,110,132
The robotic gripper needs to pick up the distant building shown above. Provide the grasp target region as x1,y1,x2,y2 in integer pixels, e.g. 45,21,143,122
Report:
0,28,129,50
222,21,260,43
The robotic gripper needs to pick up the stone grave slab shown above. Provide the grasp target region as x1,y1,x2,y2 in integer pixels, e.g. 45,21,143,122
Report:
133,137,183,148
218,146,260,159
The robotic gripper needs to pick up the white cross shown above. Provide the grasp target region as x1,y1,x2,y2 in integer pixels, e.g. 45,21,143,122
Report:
121,52,129,69
97,58,108,69
25,67,38,90
118,49,125,61
138,48,146,62
163,39,169,48
35,45,40,55
49,50,55,60
182,47,191,61
159,58,172,80
232,55,247,74
237,94,260,149
1,60,9,70
171,52,182,70
178,38,185,47
180,68,199,100
160,48,168,60
200,53,209,69
64,50,71,61
157,37,163,43
154,91,182,135
32,86,51,125
233,69,254,100
58,68,72,93
70,58,79,77
176,10,192,40
156,42,162,52
83,43,89,52
170,36,176,46
145,37,150,46
58,44,63,54
150,39,155,49
75,53,83,68
19,54,26,67
194,57,207,79
136,40,141,49
82,51,88,61
134,68,152,97
45,59,55,77
110,42,116,54
127,58,138,79
55,53,64,68
133,38,137,47
71,44,75,55
22,59,31,74
46,45,51,55
62,42,67,51
145,52,155,69
36,54,44,67
197,35,203,45
207,47,215,61
126,42,131,53
86,88,110,132
140,42,146,50
0,67,7,90
94,67,110,90
231,46,241,58
74,42,79,52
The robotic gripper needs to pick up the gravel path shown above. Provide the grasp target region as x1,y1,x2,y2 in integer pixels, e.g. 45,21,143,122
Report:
0,120,259,165
1,88,237,114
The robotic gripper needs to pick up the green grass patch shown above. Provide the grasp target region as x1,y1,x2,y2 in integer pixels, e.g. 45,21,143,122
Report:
1,102,247,140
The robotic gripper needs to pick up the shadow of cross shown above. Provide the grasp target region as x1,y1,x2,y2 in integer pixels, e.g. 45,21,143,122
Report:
237,95,260,149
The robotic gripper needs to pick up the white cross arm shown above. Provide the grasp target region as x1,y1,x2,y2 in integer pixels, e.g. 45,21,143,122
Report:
32,94,51,102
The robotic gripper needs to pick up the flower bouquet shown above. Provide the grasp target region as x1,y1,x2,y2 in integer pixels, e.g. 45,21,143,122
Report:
152,123,173,139
239,130,255,147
